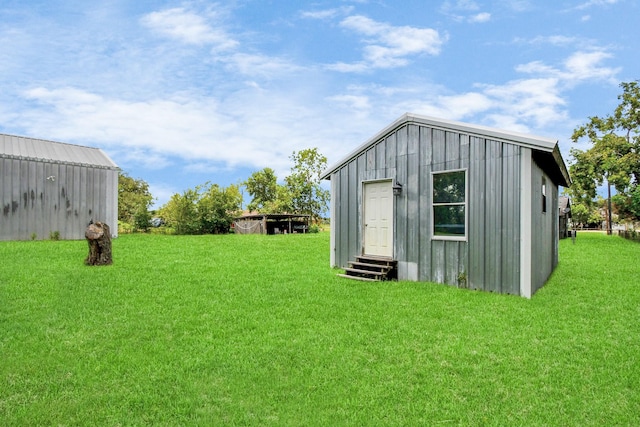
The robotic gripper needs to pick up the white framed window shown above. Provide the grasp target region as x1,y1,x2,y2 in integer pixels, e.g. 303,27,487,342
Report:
432,169,467,240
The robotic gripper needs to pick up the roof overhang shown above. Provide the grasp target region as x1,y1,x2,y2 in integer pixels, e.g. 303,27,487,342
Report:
320,113,571,187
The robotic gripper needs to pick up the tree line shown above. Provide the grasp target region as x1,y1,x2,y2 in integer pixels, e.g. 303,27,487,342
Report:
118,148,329,234
568,81,640,232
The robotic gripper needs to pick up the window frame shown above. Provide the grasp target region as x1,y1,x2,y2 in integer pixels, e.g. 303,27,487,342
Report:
431,168,468,242
542,176,547,213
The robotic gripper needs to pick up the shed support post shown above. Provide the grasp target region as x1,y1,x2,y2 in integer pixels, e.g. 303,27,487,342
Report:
520,149,532,298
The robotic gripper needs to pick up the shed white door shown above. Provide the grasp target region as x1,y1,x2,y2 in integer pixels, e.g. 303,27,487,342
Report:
363,180,393,257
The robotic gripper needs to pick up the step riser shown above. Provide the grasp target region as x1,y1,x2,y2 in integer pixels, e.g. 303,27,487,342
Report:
339,256,398,282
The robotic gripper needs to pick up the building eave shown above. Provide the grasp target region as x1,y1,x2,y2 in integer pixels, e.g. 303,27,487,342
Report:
320,113,566,181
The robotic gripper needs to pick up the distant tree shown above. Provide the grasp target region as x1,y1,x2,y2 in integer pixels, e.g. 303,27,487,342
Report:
118,172,154,229
158,183,242,235
570,81,640,230
284,148,329,221
244,168,278,212
133,205,152,232
263,185,293,213
158,188,200,235
198,183,243,234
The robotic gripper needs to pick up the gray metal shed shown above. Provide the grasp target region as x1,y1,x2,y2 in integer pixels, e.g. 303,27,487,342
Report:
1,133,119,241
321,113,571,298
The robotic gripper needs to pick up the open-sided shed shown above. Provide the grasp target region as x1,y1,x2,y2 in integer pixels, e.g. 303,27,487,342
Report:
321,113,571,298
234,213,310,235
558,196,572,239
1,133,119,241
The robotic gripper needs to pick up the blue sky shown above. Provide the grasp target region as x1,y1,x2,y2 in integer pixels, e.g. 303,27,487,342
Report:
0,0,636,208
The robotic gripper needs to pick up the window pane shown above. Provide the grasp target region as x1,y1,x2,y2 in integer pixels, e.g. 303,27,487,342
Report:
433,205,465,236
433,171,465,203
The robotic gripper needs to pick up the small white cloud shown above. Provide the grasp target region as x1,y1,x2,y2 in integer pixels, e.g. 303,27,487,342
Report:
562,50,620,83
141,7,238,49
469,12,491,23
332,15,445,72
527,35,578,46
575,0,619,10
441,0,480,12
300,7,354,20
221,53,304,78
327,94,371,114
325,61,370,73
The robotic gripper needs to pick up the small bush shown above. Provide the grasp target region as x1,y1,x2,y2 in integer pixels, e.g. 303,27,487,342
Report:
49,231,60,241
30,233,37,241
118,221,134,234
308,224,320,233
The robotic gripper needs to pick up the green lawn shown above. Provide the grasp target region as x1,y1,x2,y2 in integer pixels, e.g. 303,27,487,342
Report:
1,232,638,426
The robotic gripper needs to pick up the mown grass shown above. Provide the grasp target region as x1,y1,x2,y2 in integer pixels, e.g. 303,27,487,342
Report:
1,232,639,426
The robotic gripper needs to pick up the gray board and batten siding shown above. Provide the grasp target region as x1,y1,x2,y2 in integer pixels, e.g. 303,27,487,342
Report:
1,133,119,241
321,113,571,298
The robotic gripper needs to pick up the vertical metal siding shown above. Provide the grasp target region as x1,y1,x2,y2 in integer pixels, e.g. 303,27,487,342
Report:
395,126,408,266
406,125,420,270
348,160,359,258
530,161,559,294
418,127,433,281
468,137,485,291
1,156,119,241
329,121,563,295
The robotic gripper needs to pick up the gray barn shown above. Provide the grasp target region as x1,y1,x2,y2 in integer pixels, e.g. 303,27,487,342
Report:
1,134,119,241
321,113,571,298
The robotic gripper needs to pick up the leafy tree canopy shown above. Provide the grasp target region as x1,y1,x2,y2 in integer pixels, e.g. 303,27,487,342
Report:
158,183,242,235
118,172,154,227
244,168,278,212
570,81,640,222
284,148,329,221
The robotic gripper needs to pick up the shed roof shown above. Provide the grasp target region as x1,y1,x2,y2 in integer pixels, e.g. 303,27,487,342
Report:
236,213,311,220
320,113,571,187
0,133,118,169
559,196,571,215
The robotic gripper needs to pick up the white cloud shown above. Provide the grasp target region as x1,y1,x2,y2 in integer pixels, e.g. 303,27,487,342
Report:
516,49,619,83
220,53,304,78
141,7,238,49
333,15,445,71
469,12,491,23
562,50,619,83
17,83,379,182
441,0,480,12
575,0,619,10
525,35,579,46
300,7,354,20
440,0,492,22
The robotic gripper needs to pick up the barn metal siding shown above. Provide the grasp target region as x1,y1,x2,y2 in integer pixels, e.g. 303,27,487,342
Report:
1,134,118,241
530,160,559,294
324,114,569,296
328,123,526,292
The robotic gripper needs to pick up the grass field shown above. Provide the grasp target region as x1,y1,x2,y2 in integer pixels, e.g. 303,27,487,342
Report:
1,232,639,426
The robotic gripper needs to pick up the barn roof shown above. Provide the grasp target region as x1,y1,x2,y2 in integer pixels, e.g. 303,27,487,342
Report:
320,113,571,187
0,133,118,170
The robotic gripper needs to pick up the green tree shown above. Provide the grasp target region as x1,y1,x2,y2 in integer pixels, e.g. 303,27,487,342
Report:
198,183,243,234
133,205,152,232
158,183,243,235
263,185,293,213
570,81,640,230
284,148,330,221
118,172,154,229
158,188,200,235
244,168,278,212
